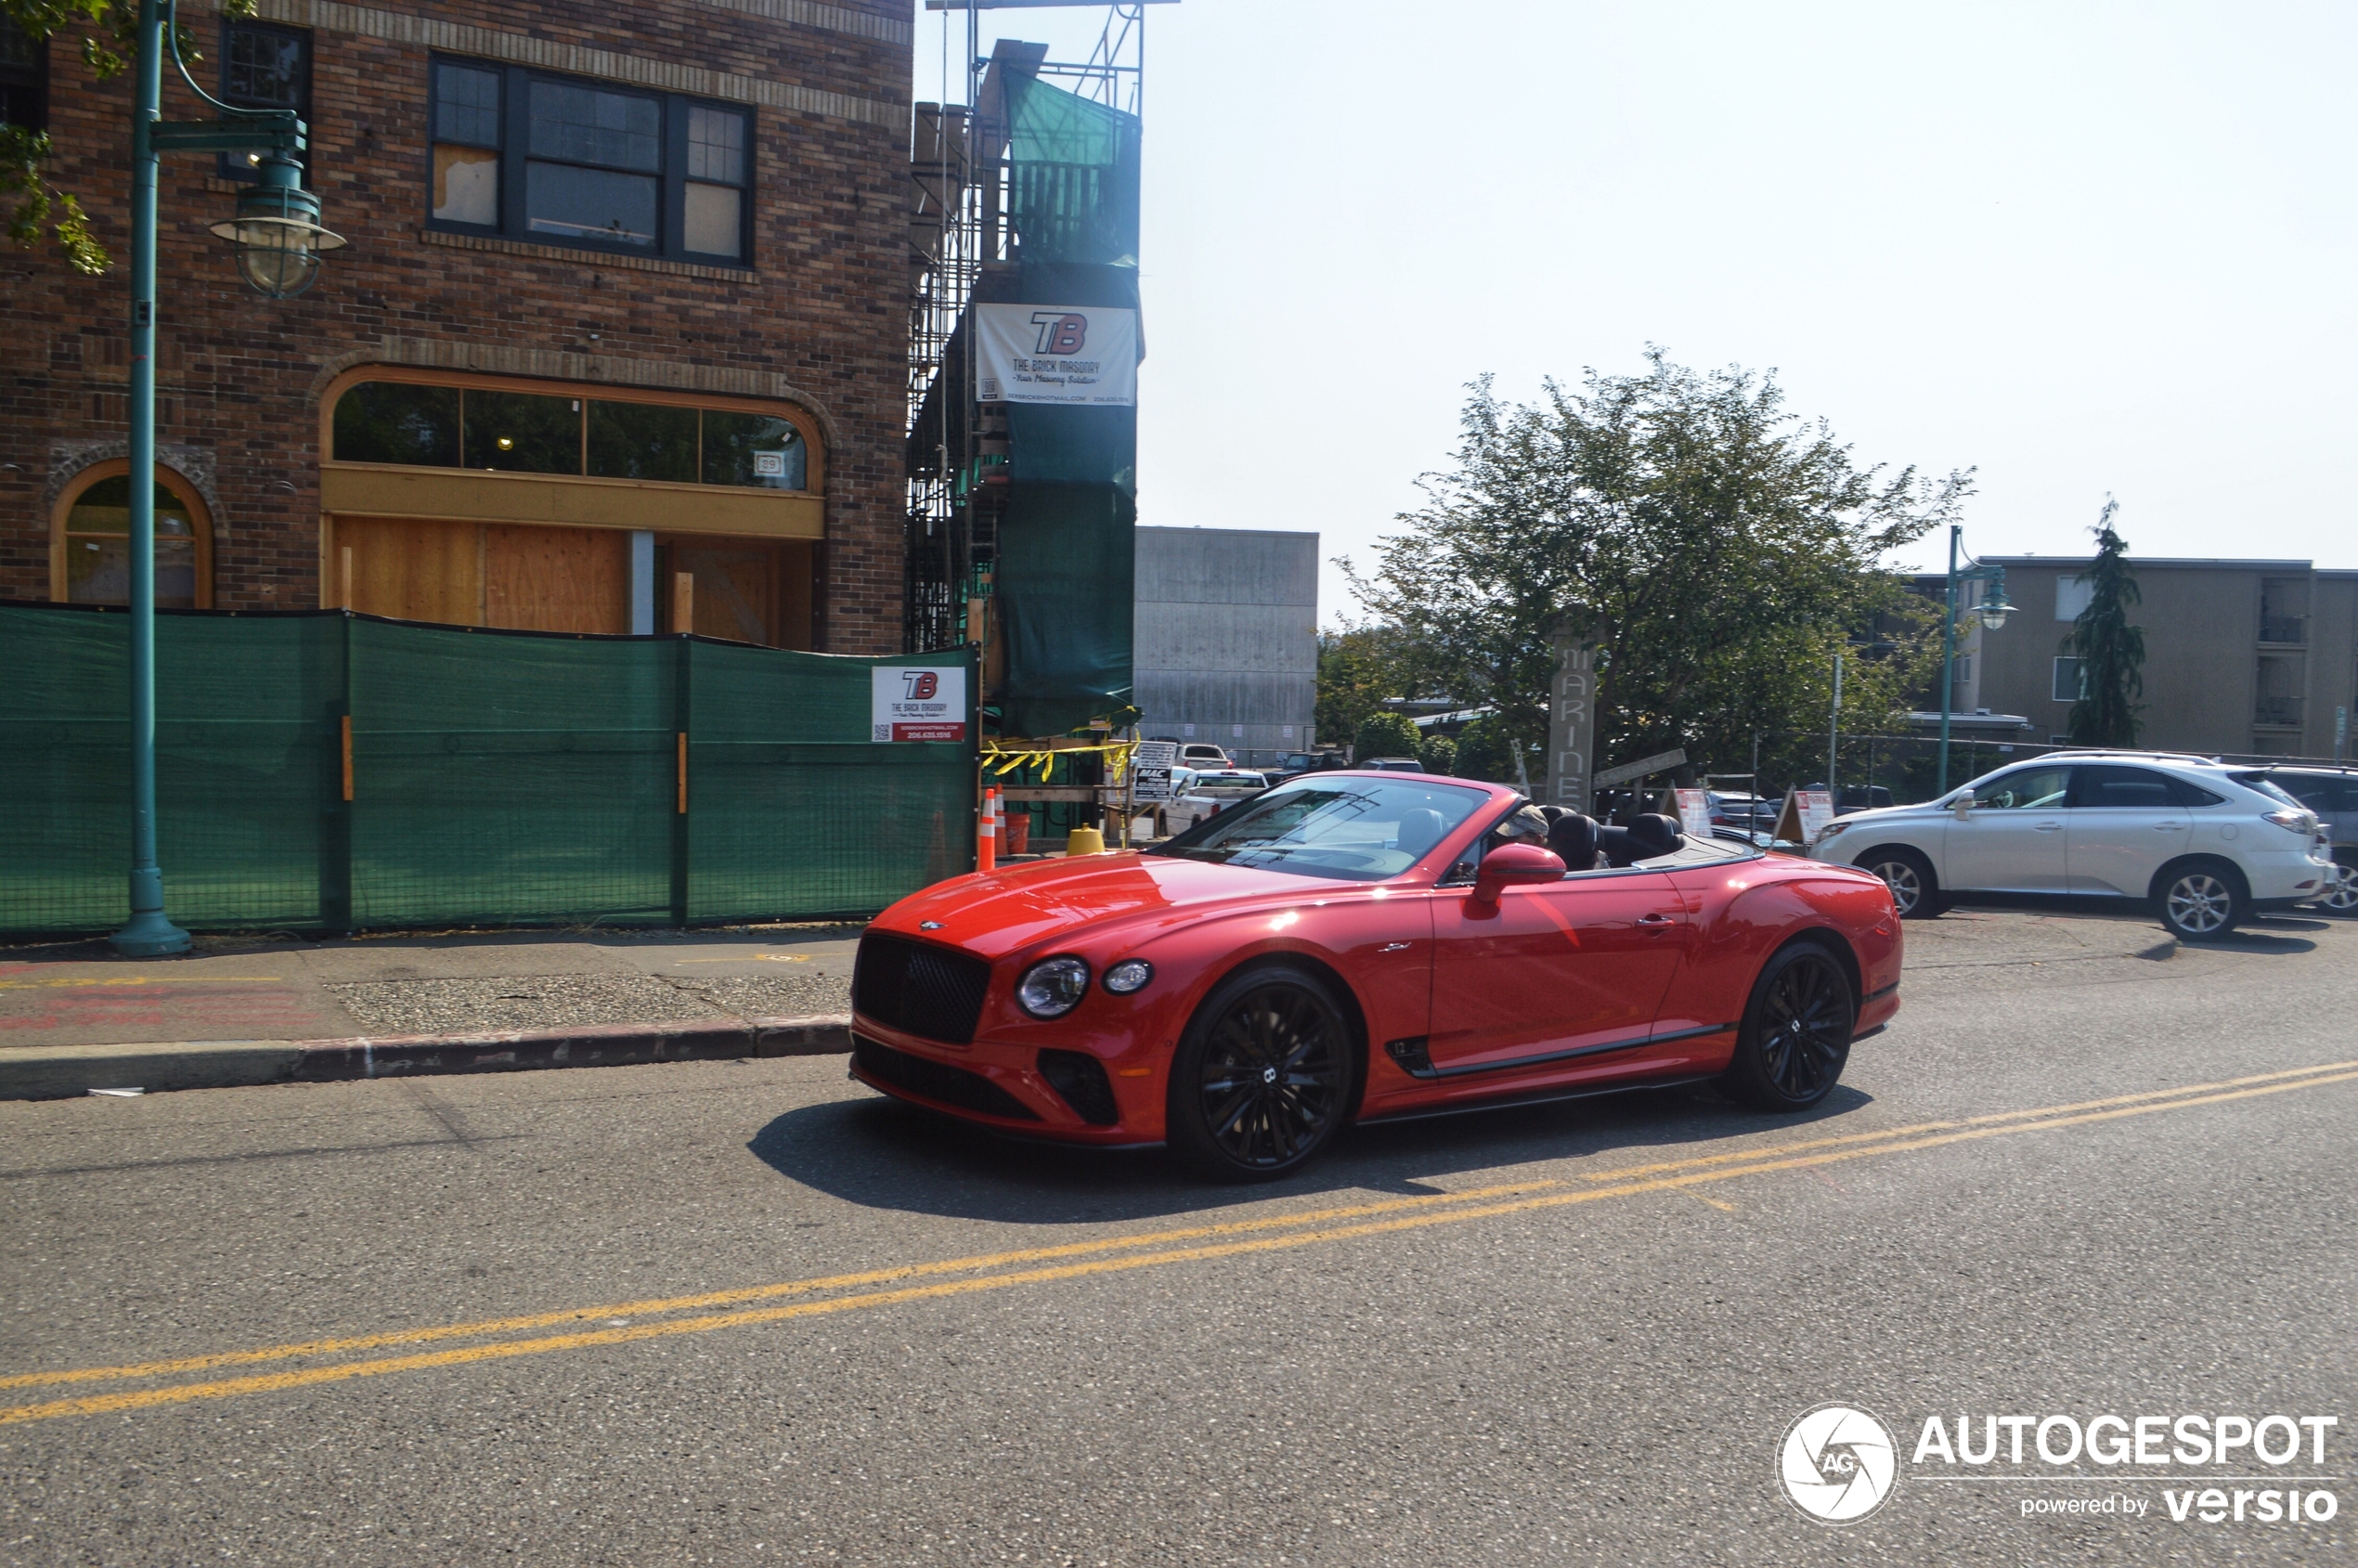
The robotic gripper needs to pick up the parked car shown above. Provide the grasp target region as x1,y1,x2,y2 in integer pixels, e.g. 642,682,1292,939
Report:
1359,756,1426,773
1186,768,1264,789
1266,751,1347,785
850,772,1901,1179
2261,766,2358,914
1706,791,1778,834
1807,750,2337,940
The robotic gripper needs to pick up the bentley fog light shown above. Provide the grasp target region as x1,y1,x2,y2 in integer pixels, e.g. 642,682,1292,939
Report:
1103,959,1153,994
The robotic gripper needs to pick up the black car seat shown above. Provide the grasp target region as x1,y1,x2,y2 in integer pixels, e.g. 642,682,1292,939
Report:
1545,810,1601,872
1597,812,1684,867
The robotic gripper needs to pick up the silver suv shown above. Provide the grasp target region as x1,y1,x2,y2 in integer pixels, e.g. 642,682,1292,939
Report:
1807,750,2337,940
2261,767,2358,914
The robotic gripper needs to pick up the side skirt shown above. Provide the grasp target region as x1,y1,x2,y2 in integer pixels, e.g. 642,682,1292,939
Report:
1355,1072,1718,1127
1384,1021,1738,1082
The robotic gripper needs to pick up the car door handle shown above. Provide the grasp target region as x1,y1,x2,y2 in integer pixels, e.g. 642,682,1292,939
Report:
1638,914,1676,928
2154,823,2185,831
2034,822,2062,831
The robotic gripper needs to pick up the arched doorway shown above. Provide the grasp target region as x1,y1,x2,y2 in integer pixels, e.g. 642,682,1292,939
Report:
52,460,214,608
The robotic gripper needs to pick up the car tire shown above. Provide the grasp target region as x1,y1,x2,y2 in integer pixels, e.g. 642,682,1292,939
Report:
2153,859,2248,941
1719,941,1855,1113
1857,847,1942,919
1165,963,1355,1182
2318,856,2358,916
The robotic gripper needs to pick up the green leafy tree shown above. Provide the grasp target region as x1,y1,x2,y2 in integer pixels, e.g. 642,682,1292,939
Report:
2,0,255,275
2062,499,2144,746
1415,732,1458,775
1315,624,1413,752
1353,709,1422,764
1451,716,1520,783
1344,351,1963,790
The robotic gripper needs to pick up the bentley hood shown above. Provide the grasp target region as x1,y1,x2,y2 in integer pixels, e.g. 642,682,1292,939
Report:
873,851,1341,962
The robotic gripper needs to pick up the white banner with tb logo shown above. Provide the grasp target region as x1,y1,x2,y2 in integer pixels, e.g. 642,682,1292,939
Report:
872,666,968,743
973,304,1139,406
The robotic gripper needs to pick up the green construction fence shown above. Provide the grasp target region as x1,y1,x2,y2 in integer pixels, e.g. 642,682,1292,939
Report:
0,604,976,934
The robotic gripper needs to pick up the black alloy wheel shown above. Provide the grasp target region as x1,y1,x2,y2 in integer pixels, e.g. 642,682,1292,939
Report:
1860,848,1939,919
1721,942,1855,1111
1166,965,1352,1181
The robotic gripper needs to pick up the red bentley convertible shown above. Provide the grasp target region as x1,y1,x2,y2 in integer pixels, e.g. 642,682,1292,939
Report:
849,773,1901,1180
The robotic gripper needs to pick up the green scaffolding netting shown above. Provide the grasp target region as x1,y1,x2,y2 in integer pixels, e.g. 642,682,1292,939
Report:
0,605,975,934
1006,72,1142,267
992,72,1142,737
993,484,1138,738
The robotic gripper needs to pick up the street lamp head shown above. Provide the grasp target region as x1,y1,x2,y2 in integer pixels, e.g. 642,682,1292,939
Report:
1976,597,2015,632
208,154,346,299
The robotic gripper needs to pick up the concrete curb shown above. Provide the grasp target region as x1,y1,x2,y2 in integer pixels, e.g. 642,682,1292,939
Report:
0,1015,852,1100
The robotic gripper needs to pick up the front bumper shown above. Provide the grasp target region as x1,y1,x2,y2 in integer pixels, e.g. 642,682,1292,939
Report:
848,1019,1160,1146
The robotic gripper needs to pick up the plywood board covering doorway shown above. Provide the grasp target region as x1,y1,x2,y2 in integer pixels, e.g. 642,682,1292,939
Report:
333,516,630,633
662,536,814,649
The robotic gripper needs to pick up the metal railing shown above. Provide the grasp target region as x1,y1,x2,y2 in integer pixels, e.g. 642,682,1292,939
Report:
2260,616,2307,645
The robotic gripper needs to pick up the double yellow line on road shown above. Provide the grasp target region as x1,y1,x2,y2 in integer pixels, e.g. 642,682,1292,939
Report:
6,1058,2353,1428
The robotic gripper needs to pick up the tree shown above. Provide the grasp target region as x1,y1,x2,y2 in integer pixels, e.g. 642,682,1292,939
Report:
1353,709,1421,764
1451,716,1522,783
2,0,256,275
1344,351,1963,789
1315,624,1413,753
2062,499,2144,746
1414,732,1457,775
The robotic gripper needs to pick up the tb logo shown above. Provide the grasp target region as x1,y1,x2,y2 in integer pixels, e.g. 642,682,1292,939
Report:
1030,312,1088,355
902,670,939,702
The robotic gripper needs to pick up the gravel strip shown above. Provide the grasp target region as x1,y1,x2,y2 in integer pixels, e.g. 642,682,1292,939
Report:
324,971,850,1035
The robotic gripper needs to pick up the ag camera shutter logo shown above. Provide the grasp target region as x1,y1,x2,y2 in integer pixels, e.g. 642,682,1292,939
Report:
1780,1404,1898,1524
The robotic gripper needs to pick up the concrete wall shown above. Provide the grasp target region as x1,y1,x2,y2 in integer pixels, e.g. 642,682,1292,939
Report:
1966,557,2358,759
1134,526,1316,766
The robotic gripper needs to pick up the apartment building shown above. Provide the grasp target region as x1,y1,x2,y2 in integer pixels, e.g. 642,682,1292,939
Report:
1942,556,2357,760
2,0,912,651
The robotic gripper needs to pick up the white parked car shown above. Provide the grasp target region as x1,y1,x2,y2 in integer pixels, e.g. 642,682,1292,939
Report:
1807,750,2337,940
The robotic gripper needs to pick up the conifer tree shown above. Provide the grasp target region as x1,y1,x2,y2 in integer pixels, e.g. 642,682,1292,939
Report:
2062,499,2144,746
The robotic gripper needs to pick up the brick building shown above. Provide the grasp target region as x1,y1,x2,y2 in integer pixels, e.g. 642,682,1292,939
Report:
2,0,912,651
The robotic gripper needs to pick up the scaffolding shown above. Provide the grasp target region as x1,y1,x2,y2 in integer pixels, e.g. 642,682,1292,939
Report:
903,3,1157,660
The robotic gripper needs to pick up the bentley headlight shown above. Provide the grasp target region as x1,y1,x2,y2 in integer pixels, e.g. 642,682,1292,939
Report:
1017,956,1092,1018
1103,959,1153,994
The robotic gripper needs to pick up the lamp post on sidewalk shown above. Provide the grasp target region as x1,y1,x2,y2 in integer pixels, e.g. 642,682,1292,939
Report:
1935,525,2017,799
110,0,345,956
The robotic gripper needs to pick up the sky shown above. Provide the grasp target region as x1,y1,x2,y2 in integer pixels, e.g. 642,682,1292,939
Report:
915,1,2358,627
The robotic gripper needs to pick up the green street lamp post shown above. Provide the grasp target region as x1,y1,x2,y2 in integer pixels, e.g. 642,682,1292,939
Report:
111,0,344,956
1935,524,2017,799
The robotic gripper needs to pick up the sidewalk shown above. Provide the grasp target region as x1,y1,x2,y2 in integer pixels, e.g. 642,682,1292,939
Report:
0,924,862,1099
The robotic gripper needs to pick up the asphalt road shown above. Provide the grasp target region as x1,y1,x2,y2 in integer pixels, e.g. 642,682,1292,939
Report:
4,902,2354,1566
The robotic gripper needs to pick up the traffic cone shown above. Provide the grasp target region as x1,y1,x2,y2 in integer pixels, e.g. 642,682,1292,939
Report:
978,786,999,874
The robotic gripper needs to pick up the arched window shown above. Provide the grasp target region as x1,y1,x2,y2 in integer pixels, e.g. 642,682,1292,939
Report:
53,462,214,608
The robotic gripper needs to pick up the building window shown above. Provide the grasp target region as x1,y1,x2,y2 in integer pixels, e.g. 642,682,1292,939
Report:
429,57,753,266
431,61,501,227
54,466,213,608
2053,656,2085,703
1954,654,1971,684
683,104,748,258
330,378,810,491
218,20,310,181
0,14,46,131
2055,575,2092,621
